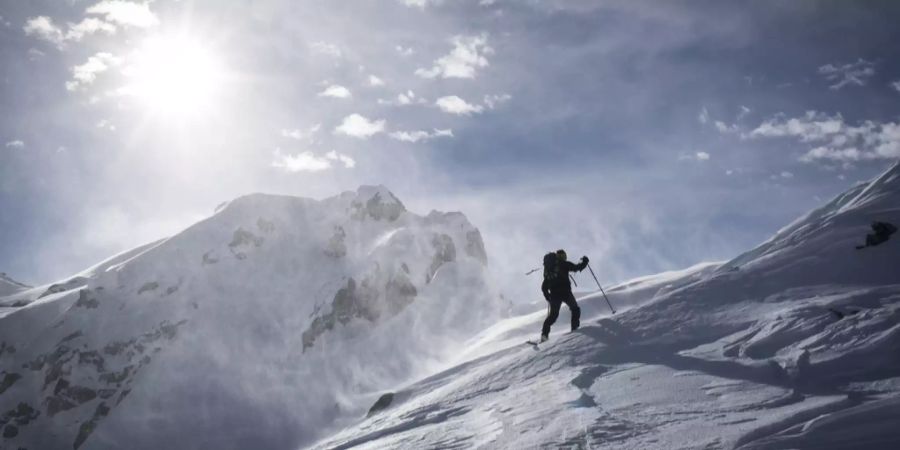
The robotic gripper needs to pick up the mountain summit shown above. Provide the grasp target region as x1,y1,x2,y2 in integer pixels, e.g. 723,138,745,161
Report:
0,186,504,450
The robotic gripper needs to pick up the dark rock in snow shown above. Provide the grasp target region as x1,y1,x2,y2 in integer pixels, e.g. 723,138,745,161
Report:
367,392,394,417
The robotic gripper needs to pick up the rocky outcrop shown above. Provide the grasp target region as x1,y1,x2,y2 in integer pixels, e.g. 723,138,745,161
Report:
302,268,418,352
324,226,347,258
302,278,381,351
38,277,88,299
228,228,264,260
11,319,187,444
465,230,488,265
367,392,394,417
427,234,457,283
74,289,99,309
0,372,20,395
351,187,405,222
0,402,39,440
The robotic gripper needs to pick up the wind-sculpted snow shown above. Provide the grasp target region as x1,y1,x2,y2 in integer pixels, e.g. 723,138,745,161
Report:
313,163,900,449
0,185,503,449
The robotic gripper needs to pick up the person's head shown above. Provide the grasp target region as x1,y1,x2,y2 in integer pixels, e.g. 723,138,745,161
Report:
556,249,567,261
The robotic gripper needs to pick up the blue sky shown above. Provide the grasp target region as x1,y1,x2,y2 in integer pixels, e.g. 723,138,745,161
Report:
1,0,899,301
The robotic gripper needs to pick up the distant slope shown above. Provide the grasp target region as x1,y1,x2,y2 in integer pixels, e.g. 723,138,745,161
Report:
312,162,900,449
0,273,29,297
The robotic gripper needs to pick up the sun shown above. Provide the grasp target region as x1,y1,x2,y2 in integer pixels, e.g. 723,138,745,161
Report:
121,34,224,118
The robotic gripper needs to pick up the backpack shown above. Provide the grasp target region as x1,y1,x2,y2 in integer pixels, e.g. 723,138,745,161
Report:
543,252,560,283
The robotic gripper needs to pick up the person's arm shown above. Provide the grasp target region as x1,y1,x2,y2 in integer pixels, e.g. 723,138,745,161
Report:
541,279,551,301
569,256,589,272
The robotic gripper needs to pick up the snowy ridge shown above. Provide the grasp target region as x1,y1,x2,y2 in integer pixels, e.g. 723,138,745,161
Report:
0,186,504,449
312,162,900,450
0,273,29,298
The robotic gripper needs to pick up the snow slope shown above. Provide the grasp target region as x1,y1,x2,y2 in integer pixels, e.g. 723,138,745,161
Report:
0,273,29,299
0,186,504,449
312,162,900,450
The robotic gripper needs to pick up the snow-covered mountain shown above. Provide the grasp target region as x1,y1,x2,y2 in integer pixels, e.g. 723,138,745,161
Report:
0,186,504,449
312,162,900,449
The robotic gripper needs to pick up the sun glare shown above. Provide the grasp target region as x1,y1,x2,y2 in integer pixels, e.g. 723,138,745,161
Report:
121,35,224,118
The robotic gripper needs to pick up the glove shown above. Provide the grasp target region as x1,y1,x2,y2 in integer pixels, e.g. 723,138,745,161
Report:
582,256,589,264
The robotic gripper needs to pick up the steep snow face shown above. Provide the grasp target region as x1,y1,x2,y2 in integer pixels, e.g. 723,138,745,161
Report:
0,186,502,450
313,163,900,449
719,161,900,286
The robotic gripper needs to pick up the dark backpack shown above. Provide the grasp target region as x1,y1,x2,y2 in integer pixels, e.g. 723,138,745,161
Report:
543,252,559,283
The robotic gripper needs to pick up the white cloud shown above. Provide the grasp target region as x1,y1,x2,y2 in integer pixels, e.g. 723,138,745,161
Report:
272,150,332,172
875,122,900,158
23,16,65,47
272,149,355,172
5,140,25,149
483,93,511,109
325,150,356,168
780,171,794,179
66,52,120,91
27,48,46,60
737,105,751,120
281,124,321,141
377,90,426,106
403,90,424,105
96,119,116,131
368,75,385,87
390,131,430,142
398,91,414,105
679,151,709,162
23,15,117,48
401,0,442,7
751,110,900,164
85,1,158,28
435,95,483,115
334,114,385,139
891,80,900,94
714,121,739,134
416,34,493,79
66,17,117,41
817,59,875,90
310,41,342,58
318,85,352,99
799,146,862,163
698,107,710,125
395,45,414,57
389,128,453,143
749,111,844,142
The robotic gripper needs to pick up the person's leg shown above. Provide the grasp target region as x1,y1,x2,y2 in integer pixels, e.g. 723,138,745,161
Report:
542,299,562,337
563,292,581,331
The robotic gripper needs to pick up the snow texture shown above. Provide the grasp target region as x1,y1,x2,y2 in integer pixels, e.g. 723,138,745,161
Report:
311,162,900,450
3,162,900,450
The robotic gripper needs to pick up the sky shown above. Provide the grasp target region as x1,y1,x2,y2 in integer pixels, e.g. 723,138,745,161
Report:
1,0,899,302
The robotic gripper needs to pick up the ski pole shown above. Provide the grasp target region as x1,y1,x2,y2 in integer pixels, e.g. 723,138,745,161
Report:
587,262,616,314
